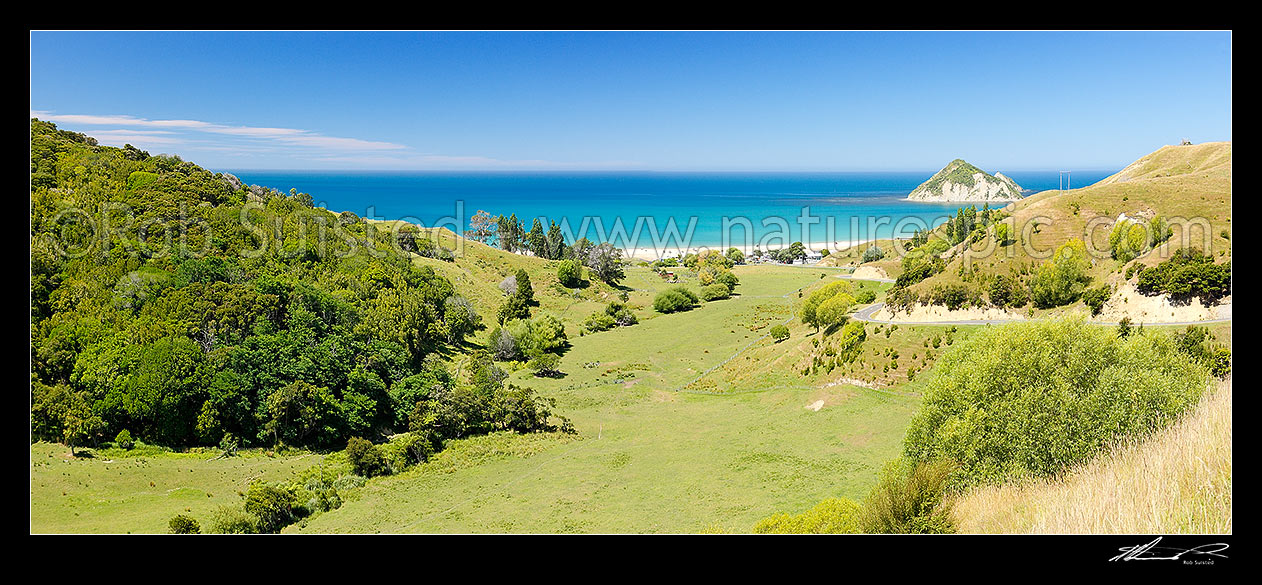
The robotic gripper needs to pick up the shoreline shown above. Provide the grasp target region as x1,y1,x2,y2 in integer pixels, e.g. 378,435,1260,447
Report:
618,239,876,261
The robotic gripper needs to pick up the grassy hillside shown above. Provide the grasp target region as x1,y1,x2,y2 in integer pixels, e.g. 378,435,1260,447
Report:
952,376,1231,534
897,142,1231,313
290,264,921,533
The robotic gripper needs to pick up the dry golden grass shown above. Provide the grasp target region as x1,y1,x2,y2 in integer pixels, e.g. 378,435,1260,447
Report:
952,377,1231,534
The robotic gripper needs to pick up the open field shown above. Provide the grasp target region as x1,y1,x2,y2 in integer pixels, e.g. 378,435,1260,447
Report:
292,263,920,533
30,443,324,534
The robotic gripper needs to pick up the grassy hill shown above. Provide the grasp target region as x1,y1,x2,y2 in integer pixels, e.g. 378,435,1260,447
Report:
895,142,1231,314
952,376,1231,534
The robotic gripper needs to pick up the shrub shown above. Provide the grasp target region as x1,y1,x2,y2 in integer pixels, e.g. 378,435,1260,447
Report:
859,458,957,534
988,274,1012,307
1030,239,1091,309
862,245,884,263
1082,285,1111,316
208,505,256,534
582,312,616,333
526,349,563,377
1135,249,1230,301
753,498,863,534
604,301,637,326
653,287,698,313
903,318,1210,485
836,321,867,362
1109,219,1149,262
700,283,731,301
557,259,582,288
769,324,789,342
800,280,854,331
114,429,134,450
854,288,876,304
928,283,970,310
244,482,298,533
345,437,389,478
168,514,201,534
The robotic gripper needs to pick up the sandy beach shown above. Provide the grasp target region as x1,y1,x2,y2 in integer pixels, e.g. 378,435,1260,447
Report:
619,238,876,261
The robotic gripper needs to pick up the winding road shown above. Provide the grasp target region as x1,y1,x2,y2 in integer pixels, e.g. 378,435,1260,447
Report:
851,301,1232,327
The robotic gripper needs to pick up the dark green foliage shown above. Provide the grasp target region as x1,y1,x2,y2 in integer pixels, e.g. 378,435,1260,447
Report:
1082,285,1111,316
28,119,498,450
168,514,201,534
861,245,884,263
345,436,389,478
527,218,547,258
1173,326,1232,378
1135,248,1231,301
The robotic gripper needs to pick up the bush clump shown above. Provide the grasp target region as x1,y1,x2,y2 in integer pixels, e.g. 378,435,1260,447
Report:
753,498,863,534
345,436,388,478
700,283,731,301
653,286,699,313
903,317,1210,485
168,514,201,534
769,324,789,342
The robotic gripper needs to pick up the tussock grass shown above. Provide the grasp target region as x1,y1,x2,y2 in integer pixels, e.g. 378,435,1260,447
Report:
952,377,1231,534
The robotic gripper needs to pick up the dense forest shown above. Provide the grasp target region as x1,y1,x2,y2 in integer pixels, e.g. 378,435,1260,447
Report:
30,119,565,454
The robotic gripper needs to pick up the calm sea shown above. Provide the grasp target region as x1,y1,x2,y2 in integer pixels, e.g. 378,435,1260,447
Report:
226,170,1113,251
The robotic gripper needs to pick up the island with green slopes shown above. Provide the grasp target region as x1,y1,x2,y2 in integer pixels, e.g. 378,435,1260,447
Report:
907,159,1023,202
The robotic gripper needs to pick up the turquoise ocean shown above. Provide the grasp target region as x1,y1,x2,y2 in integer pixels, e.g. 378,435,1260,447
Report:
227,170,1113,251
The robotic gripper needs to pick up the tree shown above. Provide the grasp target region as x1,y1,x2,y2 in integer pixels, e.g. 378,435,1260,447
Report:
545,221,566,260
513,269,534,304
244,482,297,533
1030,238,1091,309
787,242,807,262
557,259,583,288
469,209,496,243
586,242,626,285
800,281,854,332
816,293,856,329
770,324,790,342
62,392,105,457
726,247,745,265
527,218,547,257
346,436,388,477
261,380,342,449
168,515,201,534
862,245,885,263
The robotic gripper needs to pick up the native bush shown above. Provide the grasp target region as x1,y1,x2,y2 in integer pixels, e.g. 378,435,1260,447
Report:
753,498,864,534
903,317,1210,485
701,283,731,301
168,514,201,534
653,286,699,313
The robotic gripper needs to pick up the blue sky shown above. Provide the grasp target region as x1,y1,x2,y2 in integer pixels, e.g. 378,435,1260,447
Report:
30,31,1231,172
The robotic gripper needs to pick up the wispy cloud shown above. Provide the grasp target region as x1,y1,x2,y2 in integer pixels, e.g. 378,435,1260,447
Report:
31,110,405,152
31,110,643,169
